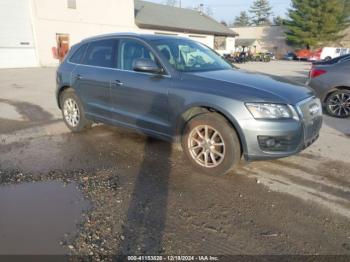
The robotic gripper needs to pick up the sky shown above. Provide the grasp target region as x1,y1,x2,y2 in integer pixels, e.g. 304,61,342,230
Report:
147,0,291,24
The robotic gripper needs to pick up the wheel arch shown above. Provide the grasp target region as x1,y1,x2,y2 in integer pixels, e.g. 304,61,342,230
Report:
176,104,247,155
323,86,350,103
57,85,73,109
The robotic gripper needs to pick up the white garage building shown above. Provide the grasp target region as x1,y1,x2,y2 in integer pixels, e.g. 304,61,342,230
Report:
0,1,38,68
0,0,237,68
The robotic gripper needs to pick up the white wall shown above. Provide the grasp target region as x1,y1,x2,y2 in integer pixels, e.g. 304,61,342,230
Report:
231,25,290,57
134,28,214,48
216,37,235,55
30,0,136,66
0,0,38,68
136,28,235,55
1,0,234,67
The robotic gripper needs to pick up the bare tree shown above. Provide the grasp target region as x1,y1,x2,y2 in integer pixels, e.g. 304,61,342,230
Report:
163,0,178,7
205,6,214,17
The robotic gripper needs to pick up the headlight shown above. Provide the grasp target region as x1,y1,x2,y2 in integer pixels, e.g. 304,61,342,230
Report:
245,103,298,120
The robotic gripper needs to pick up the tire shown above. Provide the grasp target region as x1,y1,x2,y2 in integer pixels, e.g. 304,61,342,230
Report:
181,113,241,176
325,56,332,61
60,89,92,132
325,90,350,118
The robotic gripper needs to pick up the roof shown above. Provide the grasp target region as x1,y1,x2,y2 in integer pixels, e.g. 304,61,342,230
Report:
235,38,259,47
134,0,237,37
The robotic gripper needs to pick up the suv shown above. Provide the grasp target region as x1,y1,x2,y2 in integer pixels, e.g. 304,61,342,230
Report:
56,33,322,175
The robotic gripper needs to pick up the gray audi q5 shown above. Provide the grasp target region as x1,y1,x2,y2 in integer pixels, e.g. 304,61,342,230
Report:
56,33,322,175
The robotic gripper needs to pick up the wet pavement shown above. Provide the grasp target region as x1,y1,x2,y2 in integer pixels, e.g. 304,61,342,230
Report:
0,64,350,259
0,181,89,255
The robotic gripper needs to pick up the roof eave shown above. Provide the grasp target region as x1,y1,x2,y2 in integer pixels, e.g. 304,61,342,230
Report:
136,22,238,37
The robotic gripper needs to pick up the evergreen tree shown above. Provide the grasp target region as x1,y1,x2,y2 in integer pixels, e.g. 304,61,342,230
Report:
273,16,284,26
285,0,350,48
249,0,273,25
342,0,350,24
233,11,251,26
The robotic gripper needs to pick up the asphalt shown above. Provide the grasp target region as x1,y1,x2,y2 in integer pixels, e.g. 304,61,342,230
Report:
0,62,349,259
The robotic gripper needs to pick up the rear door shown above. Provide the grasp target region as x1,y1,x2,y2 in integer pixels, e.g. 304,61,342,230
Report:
72,39,118,121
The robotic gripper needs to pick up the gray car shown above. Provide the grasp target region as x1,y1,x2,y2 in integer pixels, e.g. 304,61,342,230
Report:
56,33,322,175
308,58,350,118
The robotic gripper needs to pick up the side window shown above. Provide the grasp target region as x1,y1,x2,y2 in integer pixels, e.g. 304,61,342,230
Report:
119,39,157,71
69,44,87,64
83,39,116,68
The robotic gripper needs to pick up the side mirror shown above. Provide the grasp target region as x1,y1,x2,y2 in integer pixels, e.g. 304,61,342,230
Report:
133,58,162,74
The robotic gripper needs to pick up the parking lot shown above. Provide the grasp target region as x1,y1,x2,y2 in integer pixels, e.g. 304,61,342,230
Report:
0,61,350,257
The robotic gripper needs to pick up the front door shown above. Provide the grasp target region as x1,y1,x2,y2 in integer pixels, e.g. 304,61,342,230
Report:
110,38,171,136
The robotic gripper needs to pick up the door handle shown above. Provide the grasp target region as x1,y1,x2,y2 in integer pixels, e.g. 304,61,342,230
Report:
76,74,83,80
114,80,124,86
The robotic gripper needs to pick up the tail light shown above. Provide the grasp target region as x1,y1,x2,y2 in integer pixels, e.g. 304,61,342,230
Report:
310,68,327,78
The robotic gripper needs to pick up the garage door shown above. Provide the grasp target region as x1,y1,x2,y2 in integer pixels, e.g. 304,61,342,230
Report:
0,0,37,68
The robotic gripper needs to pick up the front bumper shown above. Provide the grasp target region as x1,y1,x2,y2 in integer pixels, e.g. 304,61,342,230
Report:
242,97,323,161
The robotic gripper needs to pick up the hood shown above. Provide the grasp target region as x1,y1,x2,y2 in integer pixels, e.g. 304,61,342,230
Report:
187,69,314,105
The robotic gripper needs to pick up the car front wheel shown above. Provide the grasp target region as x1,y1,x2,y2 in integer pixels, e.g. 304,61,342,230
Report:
60,89,92,132
182,113,241,176
325,90,350,118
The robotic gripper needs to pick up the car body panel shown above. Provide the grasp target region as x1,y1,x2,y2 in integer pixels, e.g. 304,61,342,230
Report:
110,69,172,135
72,65,115,119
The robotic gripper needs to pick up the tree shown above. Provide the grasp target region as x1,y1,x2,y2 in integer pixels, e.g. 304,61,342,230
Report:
190,4,214,17
249,0,273,25
342,0,350,24
273,16,284,26
220,21,228,26
285,0,350,48
205,6,214,17
163,0,178,7
233,11,251,26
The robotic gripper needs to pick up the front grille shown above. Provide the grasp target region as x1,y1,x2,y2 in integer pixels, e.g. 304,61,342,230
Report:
297,97,323,143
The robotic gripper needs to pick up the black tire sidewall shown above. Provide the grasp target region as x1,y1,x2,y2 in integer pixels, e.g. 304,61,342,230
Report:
325,90,350,118
61,89,91,132
182,113,241,176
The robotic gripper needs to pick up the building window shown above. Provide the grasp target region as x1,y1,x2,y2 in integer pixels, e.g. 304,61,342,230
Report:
214,36,226,50
67,0,76,9
154,32,178,36
188,35,207,39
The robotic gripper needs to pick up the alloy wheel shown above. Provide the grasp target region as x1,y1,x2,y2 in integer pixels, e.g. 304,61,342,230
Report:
328,92,350,117
188,125,225,168
63,98,80,127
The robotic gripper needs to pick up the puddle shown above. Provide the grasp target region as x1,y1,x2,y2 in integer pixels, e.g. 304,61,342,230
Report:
0,181,90,255
0,102,24,121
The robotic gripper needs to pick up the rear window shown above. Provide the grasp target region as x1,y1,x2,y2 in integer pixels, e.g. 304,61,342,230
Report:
69,44,88,64
82,39,116,68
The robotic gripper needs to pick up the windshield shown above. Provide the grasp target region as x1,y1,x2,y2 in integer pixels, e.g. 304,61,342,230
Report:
151,38,233,72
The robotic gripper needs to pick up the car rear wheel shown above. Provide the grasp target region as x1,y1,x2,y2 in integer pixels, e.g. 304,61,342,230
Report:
60,89,92,132
182,113,241,176
325,90,350,118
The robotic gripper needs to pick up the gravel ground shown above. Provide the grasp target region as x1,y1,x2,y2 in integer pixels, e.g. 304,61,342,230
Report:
0,63,350,260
